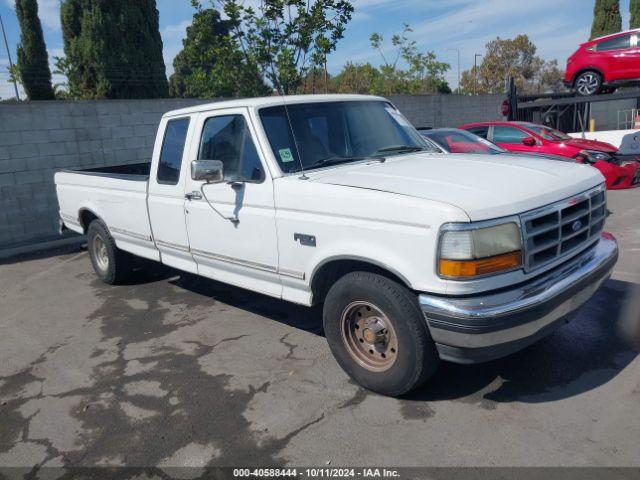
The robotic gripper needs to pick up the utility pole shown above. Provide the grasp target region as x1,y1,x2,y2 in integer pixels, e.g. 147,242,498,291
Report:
446,48,460,93
0,13,20,101
474,53,482,95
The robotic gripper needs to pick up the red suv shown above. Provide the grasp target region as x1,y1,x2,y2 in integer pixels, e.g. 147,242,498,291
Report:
458,121,640,189
565,29,640,95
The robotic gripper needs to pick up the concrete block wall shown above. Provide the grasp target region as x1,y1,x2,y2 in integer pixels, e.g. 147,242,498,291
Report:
390,94,506,129
0,94,505,251
0,99,208,250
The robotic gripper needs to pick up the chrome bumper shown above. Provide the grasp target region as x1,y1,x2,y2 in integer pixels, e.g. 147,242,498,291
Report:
419,234,618,364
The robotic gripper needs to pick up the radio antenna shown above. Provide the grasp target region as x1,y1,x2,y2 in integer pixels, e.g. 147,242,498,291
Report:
276,80,308,180
261,0,306,179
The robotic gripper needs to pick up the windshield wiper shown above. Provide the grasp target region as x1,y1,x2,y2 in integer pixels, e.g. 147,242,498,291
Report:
309,156,382,168
375,145,425,154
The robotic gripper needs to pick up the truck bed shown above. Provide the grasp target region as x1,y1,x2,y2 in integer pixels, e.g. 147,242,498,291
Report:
55,162,159,262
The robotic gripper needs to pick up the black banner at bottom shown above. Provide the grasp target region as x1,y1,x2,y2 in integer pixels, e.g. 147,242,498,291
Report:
0,467,638,480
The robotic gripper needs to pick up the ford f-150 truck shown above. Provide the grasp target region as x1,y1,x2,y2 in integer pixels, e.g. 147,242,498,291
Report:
55,95,618,396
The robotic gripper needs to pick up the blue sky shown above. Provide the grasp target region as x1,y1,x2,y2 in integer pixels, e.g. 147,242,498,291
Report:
0,0,634,99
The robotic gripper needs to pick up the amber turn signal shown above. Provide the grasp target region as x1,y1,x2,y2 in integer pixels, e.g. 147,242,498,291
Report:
439,251,522,278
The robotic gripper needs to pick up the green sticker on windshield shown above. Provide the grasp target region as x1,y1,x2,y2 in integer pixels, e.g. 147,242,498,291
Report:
279,148,294,163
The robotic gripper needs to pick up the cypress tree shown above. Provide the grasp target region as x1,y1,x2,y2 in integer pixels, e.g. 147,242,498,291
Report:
116,0,169,98
590,0,622,39
60,0,168,99
631,0,640,29
170,8,230,98
169,7,267,98
15,0,55,100
60,0,109,99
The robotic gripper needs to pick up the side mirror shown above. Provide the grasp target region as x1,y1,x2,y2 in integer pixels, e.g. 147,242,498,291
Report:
522,136,537,147
191,160,224,183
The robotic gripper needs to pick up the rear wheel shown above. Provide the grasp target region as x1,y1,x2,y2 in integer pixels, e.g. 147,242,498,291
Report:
323,271,439,396
575,71,602,96
87,220,133,284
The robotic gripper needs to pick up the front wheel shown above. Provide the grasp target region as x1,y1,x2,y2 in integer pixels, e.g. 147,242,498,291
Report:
575,71,602,96
323,271,439,396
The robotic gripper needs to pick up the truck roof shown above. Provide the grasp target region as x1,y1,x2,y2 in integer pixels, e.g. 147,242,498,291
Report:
164,94,387,118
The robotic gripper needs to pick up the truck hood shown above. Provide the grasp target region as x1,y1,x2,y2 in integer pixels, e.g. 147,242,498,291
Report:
309,153,603,221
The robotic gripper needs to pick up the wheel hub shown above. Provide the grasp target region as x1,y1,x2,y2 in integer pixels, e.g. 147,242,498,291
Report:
340,301,398,372
362,319,385,344
92,235,109,273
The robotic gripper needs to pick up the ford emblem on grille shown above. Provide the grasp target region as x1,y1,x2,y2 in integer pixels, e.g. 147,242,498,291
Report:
572,220,583,232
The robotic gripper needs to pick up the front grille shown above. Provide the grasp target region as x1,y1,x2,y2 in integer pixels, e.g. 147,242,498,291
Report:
520,185,606,272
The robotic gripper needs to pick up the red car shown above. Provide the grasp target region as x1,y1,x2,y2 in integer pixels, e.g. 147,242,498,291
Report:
565,29,640,95
459,121,640,189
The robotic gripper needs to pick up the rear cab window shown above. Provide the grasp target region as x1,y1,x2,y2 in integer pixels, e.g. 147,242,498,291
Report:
157,118,190,185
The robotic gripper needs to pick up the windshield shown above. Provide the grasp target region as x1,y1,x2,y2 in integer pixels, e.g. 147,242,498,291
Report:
423,129,506,155
526,124,571,141
259,101,436,173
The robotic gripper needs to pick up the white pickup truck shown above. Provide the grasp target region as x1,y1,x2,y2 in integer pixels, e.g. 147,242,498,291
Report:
56,95,618,396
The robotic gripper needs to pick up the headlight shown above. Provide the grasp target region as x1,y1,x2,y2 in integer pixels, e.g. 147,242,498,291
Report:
438,221,523,279
579,150,612,163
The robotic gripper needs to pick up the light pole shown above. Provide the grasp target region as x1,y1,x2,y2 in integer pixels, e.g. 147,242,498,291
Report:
446,48,460,93
0,13,20,101
474,53,482,95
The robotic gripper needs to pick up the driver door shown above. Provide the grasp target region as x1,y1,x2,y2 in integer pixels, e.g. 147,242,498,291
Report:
184,108,281,297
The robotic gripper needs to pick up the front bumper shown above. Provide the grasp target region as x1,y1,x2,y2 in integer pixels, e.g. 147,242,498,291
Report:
419,234,618,364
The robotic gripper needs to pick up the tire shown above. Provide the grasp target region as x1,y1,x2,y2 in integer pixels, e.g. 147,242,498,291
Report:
323,271,439,396
574,71,602,96
87,219,133,285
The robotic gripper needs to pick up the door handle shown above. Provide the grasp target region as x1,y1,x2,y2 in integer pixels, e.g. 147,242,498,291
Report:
185,191,202,201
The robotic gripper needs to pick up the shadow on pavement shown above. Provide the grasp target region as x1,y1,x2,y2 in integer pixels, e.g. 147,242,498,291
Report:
168,267,325,336
0,241,85,266
121,263,639,404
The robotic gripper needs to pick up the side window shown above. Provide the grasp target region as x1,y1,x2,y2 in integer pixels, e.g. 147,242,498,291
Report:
492,126,528,144
199,115,264,182
596,35,631,51
467,126,489,139
157,118,190,185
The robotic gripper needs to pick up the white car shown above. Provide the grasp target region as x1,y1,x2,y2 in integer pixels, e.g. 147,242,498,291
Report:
55,95,618,396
